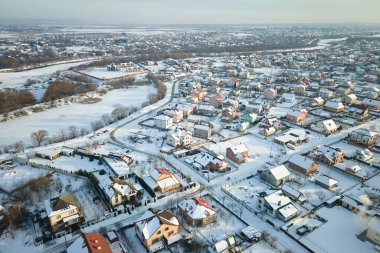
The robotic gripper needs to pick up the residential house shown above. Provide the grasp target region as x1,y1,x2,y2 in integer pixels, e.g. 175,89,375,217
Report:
319,88,334,99
316,119,338,134
194,124,212,139
274,129,308,146
311,146,344,165
324,101,345,113
135,208,180,249
178,197,216,226
44,193,83,233
36,146,75,160
221,107,238,123
185,152,226,172
241,113,257,123
198,105,215,116
246,102,263,114
210,94,223,108
260,127,276,137
287,154,318,175
143,168,181,194
223,98,239,109
176,104,194,117
354,149,373,162
226,144,249,164
154,115,173,130
348,105,369,121
163,109,183,123
258,190,300,222
309,97,324,107
167,130,192,148
99,176,139,208
347,128,378,147
236,122,250,132
281,93,296,103
344,94,357,105
294,85,306,95
362,99,380,110
286,109,308,123
67,233,113,253
263,88,277,100
260,165,291,187
315,175,338,190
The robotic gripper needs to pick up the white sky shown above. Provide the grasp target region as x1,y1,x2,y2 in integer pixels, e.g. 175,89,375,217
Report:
0,0,379,25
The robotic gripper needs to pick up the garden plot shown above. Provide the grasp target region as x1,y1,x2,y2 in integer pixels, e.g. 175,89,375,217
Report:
314,164,360,192
0,164,47,192
298,206,377,253
282,213,326,241
29,155,111,174
243,241,280,253
223,176,270,210
73,186,107,221
115,127,166,152
188,195,247,245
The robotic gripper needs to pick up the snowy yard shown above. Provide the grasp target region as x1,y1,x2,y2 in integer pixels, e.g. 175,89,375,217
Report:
0,85,154,147
299,206,377,253
29,155,111,174
0,165,47,192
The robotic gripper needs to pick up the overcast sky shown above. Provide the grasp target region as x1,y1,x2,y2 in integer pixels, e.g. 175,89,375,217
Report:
0,0,379,25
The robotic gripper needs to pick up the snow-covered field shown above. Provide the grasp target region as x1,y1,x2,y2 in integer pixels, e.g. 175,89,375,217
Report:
78,67,145,80
0,85,154,147
0,60,90,90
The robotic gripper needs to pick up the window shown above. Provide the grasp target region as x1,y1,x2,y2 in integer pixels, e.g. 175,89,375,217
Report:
115,198,119,203
56,215,61,219
165,227,169,231
157,230,161,235
69,210,75,215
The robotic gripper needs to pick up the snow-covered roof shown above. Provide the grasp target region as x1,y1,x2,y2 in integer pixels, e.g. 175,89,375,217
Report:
278,203,299,219
352,128,378,137
178,197,216,220
324,101,344,109
154,115,171,121
194,124,210,131
320,119,338,131
316,175,338,187
264,190,292,211
288,154,315,170
136,209,179,240
228,143,249,155
268,165,291,180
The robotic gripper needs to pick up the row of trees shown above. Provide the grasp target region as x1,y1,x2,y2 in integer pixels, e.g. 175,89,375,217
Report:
0,89,36,114
146,72,167,105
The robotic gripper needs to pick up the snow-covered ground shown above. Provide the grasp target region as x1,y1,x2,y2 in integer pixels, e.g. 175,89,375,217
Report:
0,164,47,192
300,206,377,253
0,60,91,90
78,67,145,80
0,85,154,147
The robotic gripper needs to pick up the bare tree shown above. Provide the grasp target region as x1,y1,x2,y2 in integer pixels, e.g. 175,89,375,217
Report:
30,129,49,146
91,120,104,131
57,129,67,142
12,141,25,152
80,128,87,136
68,125,78,139
101,114,112,125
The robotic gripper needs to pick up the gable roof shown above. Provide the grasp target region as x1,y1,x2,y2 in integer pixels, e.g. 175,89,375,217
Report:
52,193,79,211
268,165,291,180
288,154,315,170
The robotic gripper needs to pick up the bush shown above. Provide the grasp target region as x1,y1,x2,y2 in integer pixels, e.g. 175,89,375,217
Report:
99,169,106,175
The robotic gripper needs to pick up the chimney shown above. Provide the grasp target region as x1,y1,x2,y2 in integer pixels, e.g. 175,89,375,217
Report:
94,239,98,244
278,200,281,206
